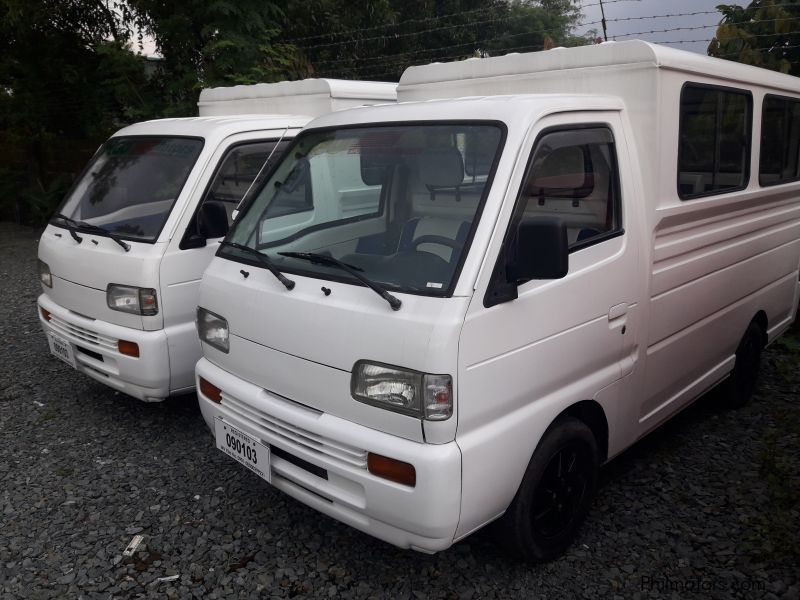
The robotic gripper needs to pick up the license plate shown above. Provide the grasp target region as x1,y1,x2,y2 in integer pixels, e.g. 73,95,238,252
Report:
48,333,76,369
214,418,270,483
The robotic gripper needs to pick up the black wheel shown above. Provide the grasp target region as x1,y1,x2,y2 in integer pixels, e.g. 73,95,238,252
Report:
495,417,598,562
722,321,764,408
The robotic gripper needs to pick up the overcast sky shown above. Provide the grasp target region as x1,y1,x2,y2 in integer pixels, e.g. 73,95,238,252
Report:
575,0,744,54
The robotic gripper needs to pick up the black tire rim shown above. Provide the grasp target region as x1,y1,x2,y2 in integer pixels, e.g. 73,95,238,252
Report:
531,442,592,539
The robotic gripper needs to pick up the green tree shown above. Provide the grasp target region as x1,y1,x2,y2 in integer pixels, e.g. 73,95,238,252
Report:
129,0,312,115
0,0,156,222
285,0,587,81
709,0,800,75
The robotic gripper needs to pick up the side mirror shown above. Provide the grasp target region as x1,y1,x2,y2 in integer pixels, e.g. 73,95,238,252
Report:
507,217,568,282
197,201,229,239
483,216,568,308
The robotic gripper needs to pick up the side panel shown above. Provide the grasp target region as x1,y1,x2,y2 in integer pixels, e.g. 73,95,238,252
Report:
455,112,643,538
641,74,800,430
641,192,800,428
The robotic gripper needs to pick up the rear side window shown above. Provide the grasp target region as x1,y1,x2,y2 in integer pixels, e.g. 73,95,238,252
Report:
760,95,800,186
515,126,622,249
678,83,752,199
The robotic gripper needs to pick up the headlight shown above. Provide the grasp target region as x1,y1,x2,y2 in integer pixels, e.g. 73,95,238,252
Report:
38,259,52,288
196,307,229,353
351,361,452,420
106,284,158,316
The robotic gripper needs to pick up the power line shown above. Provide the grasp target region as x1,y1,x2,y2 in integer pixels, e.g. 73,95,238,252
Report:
297,12,589,52
288,0,641,46
310,20,604,68
322,25,800,80
285,6,499,43
309,12,800,74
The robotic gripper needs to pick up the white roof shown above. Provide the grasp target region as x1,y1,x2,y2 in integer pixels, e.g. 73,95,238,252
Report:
399,40,800,97
200,78,398,103
306,94,624,131
112,114,311,139
197,79,398,117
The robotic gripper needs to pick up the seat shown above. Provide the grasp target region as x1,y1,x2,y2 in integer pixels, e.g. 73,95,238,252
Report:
397,216,470,262
419,147,465,202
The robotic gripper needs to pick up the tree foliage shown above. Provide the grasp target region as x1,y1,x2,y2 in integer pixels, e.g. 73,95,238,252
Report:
0,0,589,223
128,0,313,115
709,0,800,75
285,0,587,81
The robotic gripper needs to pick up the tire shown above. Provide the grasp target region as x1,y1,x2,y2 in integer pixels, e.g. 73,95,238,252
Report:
494,417,599,562
721,321,764,409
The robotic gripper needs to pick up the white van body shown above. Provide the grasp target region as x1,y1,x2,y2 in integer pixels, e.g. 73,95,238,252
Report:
36,80,397,402
194,42,800,555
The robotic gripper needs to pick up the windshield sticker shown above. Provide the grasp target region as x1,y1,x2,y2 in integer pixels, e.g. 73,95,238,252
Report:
426,282,443,289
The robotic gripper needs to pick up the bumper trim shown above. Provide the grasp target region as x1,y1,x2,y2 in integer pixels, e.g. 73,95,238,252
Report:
196,357,462,553
38,293,172,402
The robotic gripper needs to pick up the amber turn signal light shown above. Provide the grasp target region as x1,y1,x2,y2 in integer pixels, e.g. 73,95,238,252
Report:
117,340,140,357
199,377,222,404
367,452,416,487
40,308,51,321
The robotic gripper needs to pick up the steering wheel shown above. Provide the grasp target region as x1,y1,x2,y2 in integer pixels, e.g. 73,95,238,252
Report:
410,235,462,251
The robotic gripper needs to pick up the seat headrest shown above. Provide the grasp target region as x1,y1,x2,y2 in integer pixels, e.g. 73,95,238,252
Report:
419,147,464,188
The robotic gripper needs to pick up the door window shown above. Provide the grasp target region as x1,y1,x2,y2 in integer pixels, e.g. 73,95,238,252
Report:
515,126,622,249
199,139,290,227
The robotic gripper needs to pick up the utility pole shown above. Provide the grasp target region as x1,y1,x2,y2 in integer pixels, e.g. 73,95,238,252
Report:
599,0,608,42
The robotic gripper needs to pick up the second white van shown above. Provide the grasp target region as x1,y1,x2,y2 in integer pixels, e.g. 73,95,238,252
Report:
36,79,396,402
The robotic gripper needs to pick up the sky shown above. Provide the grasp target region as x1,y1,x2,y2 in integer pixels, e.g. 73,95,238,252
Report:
575,0,743,54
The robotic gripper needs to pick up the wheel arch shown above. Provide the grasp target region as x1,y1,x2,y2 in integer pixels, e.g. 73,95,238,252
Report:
752,310,768,347
554,400,609,463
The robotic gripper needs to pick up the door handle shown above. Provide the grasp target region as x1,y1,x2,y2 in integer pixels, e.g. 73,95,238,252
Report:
608,303,628,321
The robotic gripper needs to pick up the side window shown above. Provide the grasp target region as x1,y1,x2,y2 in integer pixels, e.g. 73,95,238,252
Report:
516,126,622,249
678,83,752,199
200,139,289,227
760,95,800,186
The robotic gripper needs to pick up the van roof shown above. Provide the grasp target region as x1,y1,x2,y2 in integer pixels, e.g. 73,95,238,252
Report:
305,93,624,130
398,40,800,97
200,79,398,103
112,114,312,139
197,79,398,117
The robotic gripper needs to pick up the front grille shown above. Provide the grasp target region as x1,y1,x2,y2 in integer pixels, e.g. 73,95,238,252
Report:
221,392,368,470
76,346,104,362
271,445,328,480
48,314,117,351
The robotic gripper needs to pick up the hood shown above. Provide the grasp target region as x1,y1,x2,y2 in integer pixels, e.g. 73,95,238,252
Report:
38,224,164,330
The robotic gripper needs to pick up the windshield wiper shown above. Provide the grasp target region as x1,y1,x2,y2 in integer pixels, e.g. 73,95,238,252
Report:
53,214,130,252
52,213,83,244
279,251,401,311
220,241,295,290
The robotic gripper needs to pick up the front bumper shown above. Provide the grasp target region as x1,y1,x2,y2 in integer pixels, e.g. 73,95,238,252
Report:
196,357,462,553
38,293,171,402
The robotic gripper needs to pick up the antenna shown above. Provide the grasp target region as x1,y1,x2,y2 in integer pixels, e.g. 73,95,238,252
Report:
599,0,609,42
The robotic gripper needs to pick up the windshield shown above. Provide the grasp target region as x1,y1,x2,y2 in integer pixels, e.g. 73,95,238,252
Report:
223,123,504,296
56,136,204,242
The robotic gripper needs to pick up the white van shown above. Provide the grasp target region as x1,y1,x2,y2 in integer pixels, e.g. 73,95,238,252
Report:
194,41,800,560
36,79,396,402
